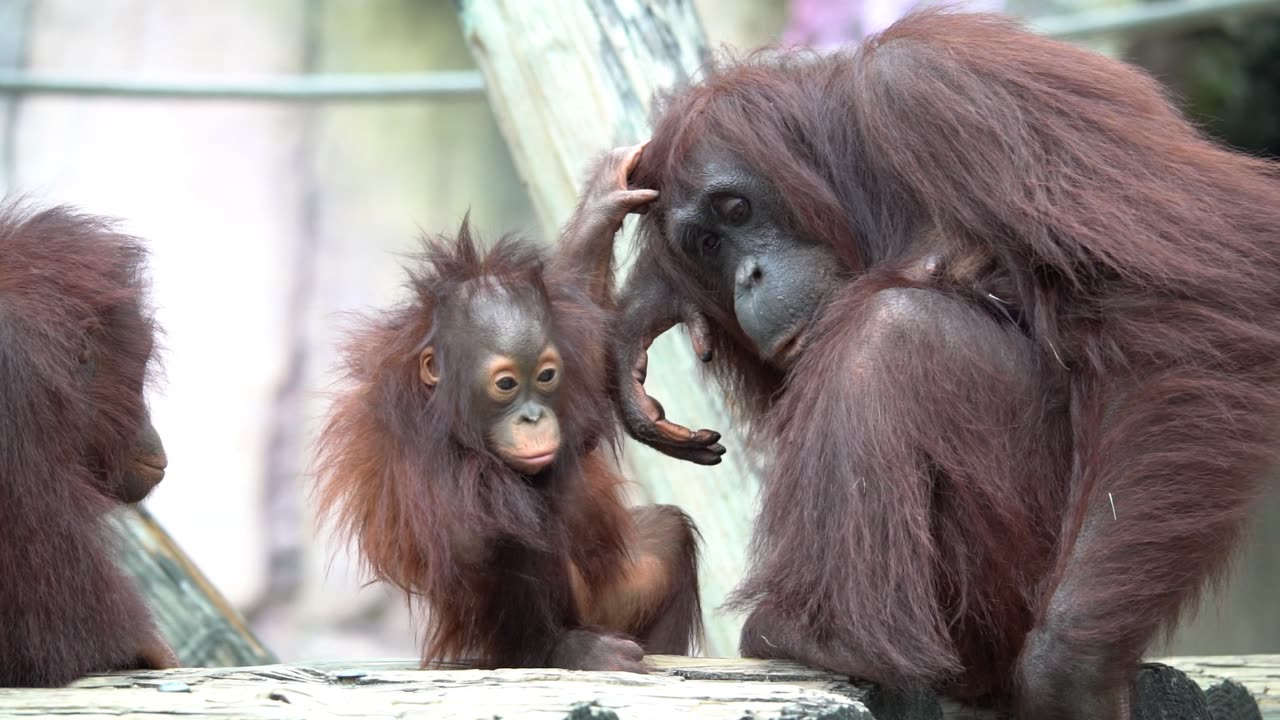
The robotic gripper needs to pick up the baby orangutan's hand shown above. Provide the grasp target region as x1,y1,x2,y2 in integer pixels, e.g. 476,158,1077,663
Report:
549,629,648,673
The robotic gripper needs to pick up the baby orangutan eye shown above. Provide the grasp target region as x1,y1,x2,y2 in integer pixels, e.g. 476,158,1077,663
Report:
496,377,518,391
538,368,556,383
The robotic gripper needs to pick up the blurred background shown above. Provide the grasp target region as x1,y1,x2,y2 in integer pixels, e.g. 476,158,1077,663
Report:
0,0,1275,663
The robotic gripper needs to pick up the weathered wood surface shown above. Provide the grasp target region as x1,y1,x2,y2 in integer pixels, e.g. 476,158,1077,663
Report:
457,0,761,659
111,506,277,668
0,657,869,720
1165,656,1280,716
0,656,1272,719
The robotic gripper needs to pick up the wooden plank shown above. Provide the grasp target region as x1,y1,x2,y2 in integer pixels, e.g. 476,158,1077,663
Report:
1163,655,1280,715
0,657,873,720
456,0,761,659
0,656,1271,719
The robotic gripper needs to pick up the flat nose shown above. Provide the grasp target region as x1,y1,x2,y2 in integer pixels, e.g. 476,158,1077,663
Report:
518,403,544,424
736,257,763,292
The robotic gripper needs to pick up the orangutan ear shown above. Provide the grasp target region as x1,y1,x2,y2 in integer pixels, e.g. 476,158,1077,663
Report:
419,346,440,388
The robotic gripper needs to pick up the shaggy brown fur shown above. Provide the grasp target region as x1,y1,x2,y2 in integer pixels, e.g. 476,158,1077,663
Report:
316,214,702,669
613,10,1280,717
0,203,170,687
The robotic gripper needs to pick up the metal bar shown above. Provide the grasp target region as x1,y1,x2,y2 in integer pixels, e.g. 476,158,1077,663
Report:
0,69,486,101
0,0,1276,103
1033,0,1280,39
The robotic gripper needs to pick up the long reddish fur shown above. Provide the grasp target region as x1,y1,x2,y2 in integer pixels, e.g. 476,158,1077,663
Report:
0,204,162,687
629,10,1280,699
315,221,641,667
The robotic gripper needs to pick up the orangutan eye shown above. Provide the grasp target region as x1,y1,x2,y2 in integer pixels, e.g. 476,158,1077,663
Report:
701,233,721,252
713,195,750,225
537,368,556,383
496,377,518,391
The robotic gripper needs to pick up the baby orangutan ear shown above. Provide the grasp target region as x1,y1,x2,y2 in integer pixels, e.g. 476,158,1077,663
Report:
419,346,440,388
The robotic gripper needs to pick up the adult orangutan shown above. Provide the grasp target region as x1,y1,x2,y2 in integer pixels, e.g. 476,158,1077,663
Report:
0,204,174,687
315,146,702,672
608,11,1280,719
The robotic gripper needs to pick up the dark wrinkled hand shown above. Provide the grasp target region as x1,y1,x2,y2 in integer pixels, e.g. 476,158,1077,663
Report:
575,143,659,241
615,301,726,465
549,629,648,673
739,605,786,661
739,604,876,680
137,631,179,670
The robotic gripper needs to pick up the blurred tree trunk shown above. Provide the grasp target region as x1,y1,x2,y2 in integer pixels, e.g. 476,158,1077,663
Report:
456,0,761,656
696,0,788,49
112,507,276,667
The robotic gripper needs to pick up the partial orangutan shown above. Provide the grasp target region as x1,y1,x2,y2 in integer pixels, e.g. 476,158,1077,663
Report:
0,204,175,687
607,11,1280,719
316,147,702,672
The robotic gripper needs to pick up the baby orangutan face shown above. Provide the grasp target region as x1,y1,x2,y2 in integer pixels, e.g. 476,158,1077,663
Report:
420,287,563,475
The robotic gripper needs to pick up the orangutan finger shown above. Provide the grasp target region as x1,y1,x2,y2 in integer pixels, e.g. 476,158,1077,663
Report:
682,306,713,363
622,142,649,182
618,189,660,209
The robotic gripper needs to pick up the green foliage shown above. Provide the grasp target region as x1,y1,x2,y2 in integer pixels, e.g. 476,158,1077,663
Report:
1130,16,1280,157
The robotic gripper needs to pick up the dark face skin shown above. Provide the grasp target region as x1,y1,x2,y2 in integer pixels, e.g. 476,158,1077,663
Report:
121,419,167,503
421,289,563,475
80,344,167,505
665,150,844,368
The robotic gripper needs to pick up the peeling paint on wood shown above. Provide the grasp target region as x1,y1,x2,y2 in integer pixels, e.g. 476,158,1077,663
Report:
0,656,1272,719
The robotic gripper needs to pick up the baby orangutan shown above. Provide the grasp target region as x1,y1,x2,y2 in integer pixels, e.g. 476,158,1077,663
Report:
316,146,702,671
